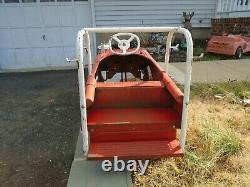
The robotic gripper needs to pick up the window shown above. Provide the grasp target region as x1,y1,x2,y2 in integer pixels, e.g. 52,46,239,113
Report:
4,0,19,3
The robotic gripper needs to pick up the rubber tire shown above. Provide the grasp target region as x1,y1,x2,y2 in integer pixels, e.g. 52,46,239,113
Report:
235,47,243,59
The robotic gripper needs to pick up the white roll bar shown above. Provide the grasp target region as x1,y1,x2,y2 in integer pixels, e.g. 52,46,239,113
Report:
76,30,89,154
76,27,193,153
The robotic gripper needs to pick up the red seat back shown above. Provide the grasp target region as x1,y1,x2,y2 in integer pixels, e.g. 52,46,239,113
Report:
92,81,174,108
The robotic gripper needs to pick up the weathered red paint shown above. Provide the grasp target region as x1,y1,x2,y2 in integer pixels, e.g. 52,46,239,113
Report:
88,108,181,128
94,83,173,108
90,130,177,142
85,48,184,160
87,140,183,160
206,35,250,56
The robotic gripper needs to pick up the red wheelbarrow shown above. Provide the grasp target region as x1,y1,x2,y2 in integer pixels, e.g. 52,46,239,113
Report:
74,27,193,160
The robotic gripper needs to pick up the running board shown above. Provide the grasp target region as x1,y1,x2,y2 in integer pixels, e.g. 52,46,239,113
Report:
87,139,183,160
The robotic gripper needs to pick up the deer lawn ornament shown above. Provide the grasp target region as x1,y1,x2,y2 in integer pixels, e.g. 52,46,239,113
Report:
183,12,194,32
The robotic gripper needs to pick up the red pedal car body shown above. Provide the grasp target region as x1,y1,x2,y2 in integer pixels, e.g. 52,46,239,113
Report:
85,49,184,160
75,28,193,161
206,35,250,58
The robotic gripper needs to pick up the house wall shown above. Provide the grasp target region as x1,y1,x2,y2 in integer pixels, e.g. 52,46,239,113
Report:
211,17,250,35
216,0,250,18
93,0,217,28
218,11,250,18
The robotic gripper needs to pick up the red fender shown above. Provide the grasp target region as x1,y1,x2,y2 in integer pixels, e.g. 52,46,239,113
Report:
85,74,96,108
162,73,183,104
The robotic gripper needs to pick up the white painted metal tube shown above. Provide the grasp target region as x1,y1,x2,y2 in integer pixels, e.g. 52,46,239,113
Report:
164,31,174,73
77,30,89,154
86,31,93,74
82,27,181,33
179,29,193,150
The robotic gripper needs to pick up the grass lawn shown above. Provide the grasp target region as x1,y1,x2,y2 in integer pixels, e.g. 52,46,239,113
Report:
134,81,250,186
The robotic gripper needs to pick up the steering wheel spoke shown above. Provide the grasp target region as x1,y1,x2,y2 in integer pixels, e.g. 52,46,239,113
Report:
128,35,135,42
122,49,126,54
109,33,140,55
113,35,121,43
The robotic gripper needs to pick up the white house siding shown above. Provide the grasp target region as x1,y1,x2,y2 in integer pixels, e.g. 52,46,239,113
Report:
216,0,250,18
94,0,217,28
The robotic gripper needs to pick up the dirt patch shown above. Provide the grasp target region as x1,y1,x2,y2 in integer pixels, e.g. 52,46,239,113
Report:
0,70,80,187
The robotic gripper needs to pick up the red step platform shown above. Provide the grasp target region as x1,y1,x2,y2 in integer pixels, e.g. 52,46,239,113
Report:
87,107,182,160
87,139,183,160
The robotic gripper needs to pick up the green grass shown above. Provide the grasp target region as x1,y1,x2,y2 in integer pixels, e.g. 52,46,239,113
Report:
185,121,241,169
134,82,250,186
134,121,242,186
190,81,250,99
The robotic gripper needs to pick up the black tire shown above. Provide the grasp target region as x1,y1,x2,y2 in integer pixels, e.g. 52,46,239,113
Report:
235,47,243,59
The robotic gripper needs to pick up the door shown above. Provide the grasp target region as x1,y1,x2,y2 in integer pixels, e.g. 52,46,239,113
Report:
0,0,91,70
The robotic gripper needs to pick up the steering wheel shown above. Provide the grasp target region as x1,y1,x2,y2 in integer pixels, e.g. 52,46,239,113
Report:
109,33,140,55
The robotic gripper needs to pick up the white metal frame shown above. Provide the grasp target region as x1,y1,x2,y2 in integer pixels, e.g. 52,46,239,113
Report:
76,27,193,154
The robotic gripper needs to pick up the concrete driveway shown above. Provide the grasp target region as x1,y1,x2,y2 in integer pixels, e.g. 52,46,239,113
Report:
0,70,80,187
0,70,131,187
161,59,250,84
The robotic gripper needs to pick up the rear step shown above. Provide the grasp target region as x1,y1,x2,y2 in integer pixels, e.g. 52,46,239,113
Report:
87,139,183,160
88,108,181,143
87,108,181,130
